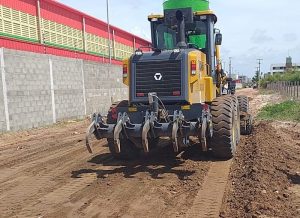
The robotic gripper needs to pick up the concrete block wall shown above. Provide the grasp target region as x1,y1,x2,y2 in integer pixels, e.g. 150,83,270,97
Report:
3,49,54,131
84,62,128,115
0,48,128,132
52,57,85,120
0,76,5,132
0,49,6,132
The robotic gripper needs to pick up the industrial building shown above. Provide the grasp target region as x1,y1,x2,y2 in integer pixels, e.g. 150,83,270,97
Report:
0,0,150,64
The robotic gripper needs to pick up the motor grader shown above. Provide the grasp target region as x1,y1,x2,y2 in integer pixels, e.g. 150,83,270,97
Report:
86,0,253,160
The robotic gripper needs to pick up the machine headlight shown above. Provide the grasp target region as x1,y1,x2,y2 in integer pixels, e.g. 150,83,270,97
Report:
173,48,180,53
135,50,143,56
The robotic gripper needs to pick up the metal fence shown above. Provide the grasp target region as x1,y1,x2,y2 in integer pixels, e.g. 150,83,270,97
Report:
266,81,300,99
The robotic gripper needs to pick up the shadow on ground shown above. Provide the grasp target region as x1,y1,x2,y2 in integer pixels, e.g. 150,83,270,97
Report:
71,142,219,180
288,173,300,185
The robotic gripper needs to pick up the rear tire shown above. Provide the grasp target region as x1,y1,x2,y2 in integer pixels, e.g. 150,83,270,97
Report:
210,96,237,159
237,96,253,135
237,95,249,113
107,101,139,160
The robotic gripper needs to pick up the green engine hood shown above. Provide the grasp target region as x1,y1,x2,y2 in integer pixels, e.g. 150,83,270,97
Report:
163,0,209,12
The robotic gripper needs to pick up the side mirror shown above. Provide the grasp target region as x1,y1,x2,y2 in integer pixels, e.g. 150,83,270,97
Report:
215,33,222,45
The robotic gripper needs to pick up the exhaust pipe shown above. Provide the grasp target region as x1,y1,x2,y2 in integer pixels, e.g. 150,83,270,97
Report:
176,10,187,49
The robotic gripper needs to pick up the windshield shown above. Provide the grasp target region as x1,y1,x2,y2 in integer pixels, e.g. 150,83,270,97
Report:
156,24,177,50
153,20,208,50
187,21,207,49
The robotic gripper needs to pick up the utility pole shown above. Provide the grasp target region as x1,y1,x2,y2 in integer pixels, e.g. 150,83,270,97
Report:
229,57,232,78
256,67,260,82
106,0,112,64
257,58,263,78
222,61,226,72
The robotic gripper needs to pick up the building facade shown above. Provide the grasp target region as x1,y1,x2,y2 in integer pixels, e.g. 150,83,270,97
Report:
0,0,151,64
270,57,300,74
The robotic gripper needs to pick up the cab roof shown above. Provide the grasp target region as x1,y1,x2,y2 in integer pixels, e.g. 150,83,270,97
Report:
148,10,217,23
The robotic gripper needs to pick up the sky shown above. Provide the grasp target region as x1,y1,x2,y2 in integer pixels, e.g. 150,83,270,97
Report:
59,0,300,78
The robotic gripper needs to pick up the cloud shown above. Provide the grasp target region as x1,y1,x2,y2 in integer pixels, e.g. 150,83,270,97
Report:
250,29,274,44
283,33,298,42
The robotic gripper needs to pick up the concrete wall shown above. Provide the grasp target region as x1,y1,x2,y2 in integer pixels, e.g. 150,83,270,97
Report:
84,63,126,115
51,57,85,121
0,48,6,131
0,48,128,132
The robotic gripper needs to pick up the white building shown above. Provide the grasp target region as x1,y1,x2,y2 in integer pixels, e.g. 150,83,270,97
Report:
270,56,300,74
270,64,300,74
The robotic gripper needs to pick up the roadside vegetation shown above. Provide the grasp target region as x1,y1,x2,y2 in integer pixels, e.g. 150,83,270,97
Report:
258,89,274,95
257,100,300,122
260,71,300,88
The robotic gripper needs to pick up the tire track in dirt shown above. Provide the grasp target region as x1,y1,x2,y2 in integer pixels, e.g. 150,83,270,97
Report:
0,121,90,167
0,138,104,184
1,89,274,218
45,148,211,218
0,127,108,218
184,89,259,218
0,146,108,218
186,160,232,218
0,133,84,168
16,173,99,218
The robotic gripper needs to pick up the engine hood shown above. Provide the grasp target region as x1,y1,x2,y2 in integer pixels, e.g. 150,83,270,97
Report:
131,49,196,63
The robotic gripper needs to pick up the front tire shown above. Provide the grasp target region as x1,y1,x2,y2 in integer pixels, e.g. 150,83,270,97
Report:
210,96,238,159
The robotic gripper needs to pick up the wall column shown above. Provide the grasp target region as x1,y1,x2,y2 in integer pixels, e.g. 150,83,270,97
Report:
0,48,10,131
112,29,116,59
48,57,56,123
36,0,43,44
81,60,87,115
82,17,87,53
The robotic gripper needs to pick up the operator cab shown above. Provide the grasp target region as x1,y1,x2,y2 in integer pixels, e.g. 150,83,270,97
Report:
127,8,223,105
148,9,221,78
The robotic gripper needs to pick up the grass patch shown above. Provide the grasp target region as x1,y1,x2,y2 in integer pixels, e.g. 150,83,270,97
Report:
257,100,300,122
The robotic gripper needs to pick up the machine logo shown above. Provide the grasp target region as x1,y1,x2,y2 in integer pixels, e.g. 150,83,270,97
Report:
154,73,162,81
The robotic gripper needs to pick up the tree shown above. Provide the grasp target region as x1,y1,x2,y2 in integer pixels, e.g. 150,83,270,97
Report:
252,70,260,84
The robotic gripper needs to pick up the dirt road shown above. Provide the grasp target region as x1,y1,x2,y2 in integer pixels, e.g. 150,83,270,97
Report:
0,89,299,218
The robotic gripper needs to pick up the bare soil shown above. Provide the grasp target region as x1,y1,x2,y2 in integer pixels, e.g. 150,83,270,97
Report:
221,90,300,218
0,121,212,218
0,88,299,218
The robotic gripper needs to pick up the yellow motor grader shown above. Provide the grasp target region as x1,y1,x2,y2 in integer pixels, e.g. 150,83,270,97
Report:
86,0,253,160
